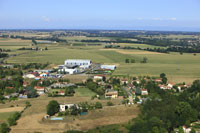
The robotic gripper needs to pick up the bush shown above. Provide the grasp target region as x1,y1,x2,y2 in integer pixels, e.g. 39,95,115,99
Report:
107,101,114,106
8,112,21,126
0,123,10,133
8,117,16,126
25,101,31,108
95,102,102,109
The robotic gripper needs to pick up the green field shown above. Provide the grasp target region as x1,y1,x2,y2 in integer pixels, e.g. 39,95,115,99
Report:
75,87,96,97
0,111,18,123
1,37,200,83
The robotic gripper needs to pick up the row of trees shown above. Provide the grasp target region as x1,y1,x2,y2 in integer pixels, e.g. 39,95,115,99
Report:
0,53,8,58
125,57,147,63
13,63,49,70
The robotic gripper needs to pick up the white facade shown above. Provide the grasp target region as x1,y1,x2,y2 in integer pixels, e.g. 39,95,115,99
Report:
94,75,103,80
23,74,35,79
101,65,116,70
65,59,91,68
60,104,77,112
63,68,78,74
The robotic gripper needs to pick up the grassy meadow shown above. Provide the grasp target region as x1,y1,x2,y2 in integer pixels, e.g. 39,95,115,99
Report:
1,37,200,83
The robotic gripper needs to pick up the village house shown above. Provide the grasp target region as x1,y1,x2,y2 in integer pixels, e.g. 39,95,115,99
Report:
60,104,79,112
154,78,162,83
23,81,30,87
141,89,148,95
23,73,35,79
121,78,128,85
93,75,104,80
128,84,135,90
23,72,40,79
159,84,171,90
132,80,140,84
105,89,118,99
167,82,176,89
34,86,45,95
58,90,65,96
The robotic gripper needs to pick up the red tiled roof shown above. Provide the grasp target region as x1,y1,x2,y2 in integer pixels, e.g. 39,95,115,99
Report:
34,86,44,90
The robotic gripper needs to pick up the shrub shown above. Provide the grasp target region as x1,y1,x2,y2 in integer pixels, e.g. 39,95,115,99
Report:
107,101,114,106
0,123,10,133
95,102,102,109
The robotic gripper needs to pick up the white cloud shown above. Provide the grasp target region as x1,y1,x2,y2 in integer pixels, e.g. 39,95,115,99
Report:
136,18,144,20
42,16,50,22
152,18,162,21
168,17,177,21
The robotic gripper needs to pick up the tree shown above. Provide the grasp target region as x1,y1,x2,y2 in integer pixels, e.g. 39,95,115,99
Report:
141,57,148,63
8,117,16,126
32,39,37,45
47,100,60,116
160,73,166,79
102,76,106,82
25,101,31,108
0,123,10,133
190,80,200,92
131,59,135,63
175,102,197,126
125,59,130,63
162,77,168,84
95,102,102,109
25,87,38,98
151,126,159,133
190,128,196,133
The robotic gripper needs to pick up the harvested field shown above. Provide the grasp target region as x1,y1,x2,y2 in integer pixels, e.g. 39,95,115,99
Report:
0,107,24,113
3,95,139,133
11,104,139,133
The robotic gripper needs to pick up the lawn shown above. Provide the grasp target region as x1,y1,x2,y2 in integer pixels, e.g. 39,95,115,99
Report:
0,111,18,123
75,87,96,97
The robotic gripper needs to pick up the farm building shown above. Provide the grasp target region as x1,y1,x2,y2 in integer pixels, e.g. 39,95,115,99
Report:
61,65,78,74
101,65,116,70
105,89,118,99
34,70,52,74
65,59,92,68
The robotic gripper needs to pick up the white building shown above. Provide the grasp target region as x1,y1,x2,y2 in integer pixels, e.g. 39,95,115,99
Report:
23,74,36,79
61,67,78,75
141,89,148,95
65,59,92,68
60,104,79,112
101,65,116,70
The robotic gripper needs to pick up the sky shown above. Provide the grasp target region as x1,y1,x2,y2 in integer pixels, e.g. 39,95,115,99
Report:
0,0,200,31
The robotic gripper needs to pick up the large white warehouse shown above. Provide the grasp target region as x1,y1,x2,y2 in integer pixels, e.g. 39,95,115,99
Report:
65,59,92,68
